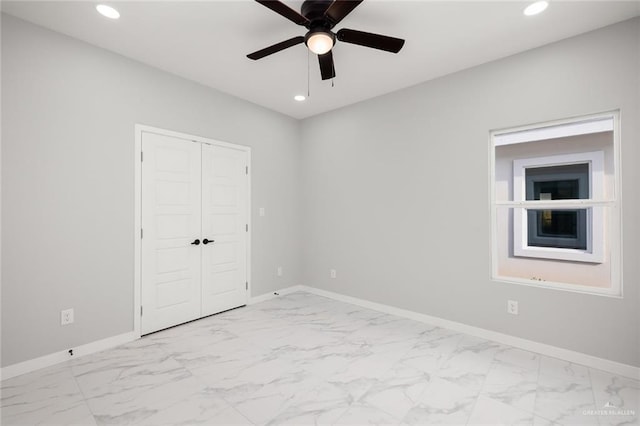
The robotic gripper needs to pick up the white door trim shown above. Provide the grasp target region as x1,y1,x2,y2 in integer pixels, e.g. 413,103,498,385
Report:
134,124,251,338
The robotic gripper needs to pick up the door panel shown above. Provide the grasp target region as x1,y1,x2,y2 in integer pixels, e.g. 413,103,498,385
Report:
141,132,202,334
201,144,248,316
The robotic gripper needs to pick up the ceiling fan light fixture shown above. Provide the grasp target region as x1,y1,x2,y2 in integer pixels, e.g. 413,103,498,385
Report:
306,31,334,55
523,1,549,16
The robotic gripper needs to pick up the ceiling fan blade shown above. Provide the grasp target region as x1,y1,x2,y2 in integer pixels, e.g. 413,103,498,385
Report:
318,50,336,80
247,36,305,60
337,28,405,53
324,0,364,26
255,0,310,26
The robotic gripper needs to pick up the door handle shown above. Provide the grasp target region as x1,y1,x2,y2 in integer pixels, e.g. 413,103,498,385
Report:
190,239,200,245
203,238,214,245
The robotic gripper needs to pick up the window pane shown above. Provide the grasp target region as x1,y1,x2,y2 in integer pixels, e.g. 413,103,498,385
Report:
533,180,580,200
526,209,587,249
525,163,589,201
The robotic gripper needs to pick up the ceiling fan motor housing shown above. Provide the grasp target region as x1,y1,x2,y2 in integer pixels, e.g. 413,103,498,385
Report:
301,0,335,24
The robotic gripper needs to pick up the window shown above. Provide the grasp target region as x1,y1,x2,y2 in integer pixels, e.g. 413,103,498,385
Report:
512,151,604,263
526,164,588,250
490,113,620,296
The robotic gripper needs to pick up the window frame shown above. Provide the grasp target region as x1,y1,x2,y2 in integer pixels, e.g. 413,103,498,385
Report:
512,151,605,263
489,111,622,297
525,166,589,250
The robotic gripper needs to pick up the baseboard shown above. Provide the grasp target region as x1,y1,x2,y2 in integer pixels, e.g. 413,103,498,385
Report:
248,285,305,305
4,288,637,381
300,285,640,380
0,331,137,381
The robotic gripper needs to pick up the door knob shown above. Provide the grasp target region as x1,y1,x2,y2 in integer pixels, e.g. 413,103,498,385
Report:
203,238,214,245
191,239,200,245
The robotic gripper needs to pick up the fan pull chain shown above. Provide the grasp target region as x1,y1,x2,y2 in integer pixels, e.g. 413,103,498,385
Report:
307,49,310,98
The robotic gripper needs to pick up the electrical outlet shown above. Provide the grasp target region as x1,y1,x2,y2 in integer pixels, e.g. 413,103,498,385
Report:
259,207,265,217
507,300,519,315
277,266,283,277
61,308,74,325
330,269,337,279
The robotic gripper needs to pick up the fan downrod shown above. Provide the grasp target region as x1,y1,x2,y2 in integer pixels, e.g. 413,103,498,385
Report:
301,0,333,23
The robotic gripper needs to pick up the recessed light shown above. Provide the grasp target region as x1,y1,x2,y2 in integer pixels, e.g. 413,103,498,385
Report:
96,4,120,19
524,1,548,16
294,95,306,102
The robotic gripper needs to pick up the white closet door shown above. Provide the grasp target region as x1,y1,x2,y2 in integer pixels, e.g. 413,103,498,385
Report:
201,143,248,316
141,132,202,334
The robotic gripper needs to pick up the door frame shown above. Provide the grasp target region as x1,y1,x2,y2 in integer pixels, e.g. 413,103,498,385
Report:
134,124,252,338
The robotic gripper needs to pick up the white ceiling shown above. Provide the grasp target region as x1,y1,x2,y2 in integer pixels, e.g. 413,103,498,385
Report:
3,1,639,119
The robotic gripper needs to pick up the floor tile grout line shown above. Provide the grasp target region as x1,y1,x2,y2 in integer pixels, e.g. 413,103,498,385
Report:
68,364,98,425
397,363,438,425
530,351,543,424
587,367,602,426
464,353,496,426
500,352,541,418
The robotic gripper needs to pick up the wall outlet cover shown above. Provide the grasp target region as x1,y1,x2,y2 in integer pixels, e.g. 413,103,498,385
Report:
507,300,519,315
61,308,74,325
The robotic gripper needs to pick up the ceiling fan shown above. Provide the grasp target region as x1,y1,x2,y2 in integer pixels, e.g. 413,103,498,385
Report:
247,0,405,80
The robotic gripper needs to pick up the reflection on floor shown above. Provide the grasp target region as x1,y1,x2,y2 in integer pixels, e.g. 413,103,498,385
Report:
2,292,638,425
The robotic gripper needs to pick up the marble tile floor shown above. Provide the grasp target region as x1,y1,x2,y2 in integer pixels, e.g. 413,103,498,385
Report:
1,291,638,426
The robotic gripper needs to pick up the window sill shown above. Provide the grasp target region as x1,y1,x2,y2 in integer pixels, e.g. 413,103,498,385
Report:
492,275,621,298
513,245,604,264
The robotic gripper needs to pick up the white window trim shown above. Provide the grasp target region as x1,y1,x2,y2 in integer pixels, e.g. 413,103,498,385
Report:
494,116,613,146
512,151,605,263
489,110,622,298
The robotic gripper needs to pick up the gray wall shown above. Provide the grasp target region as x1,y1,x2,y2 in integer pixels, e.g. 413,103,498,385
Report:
300,18,640,367
1,15,302,367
